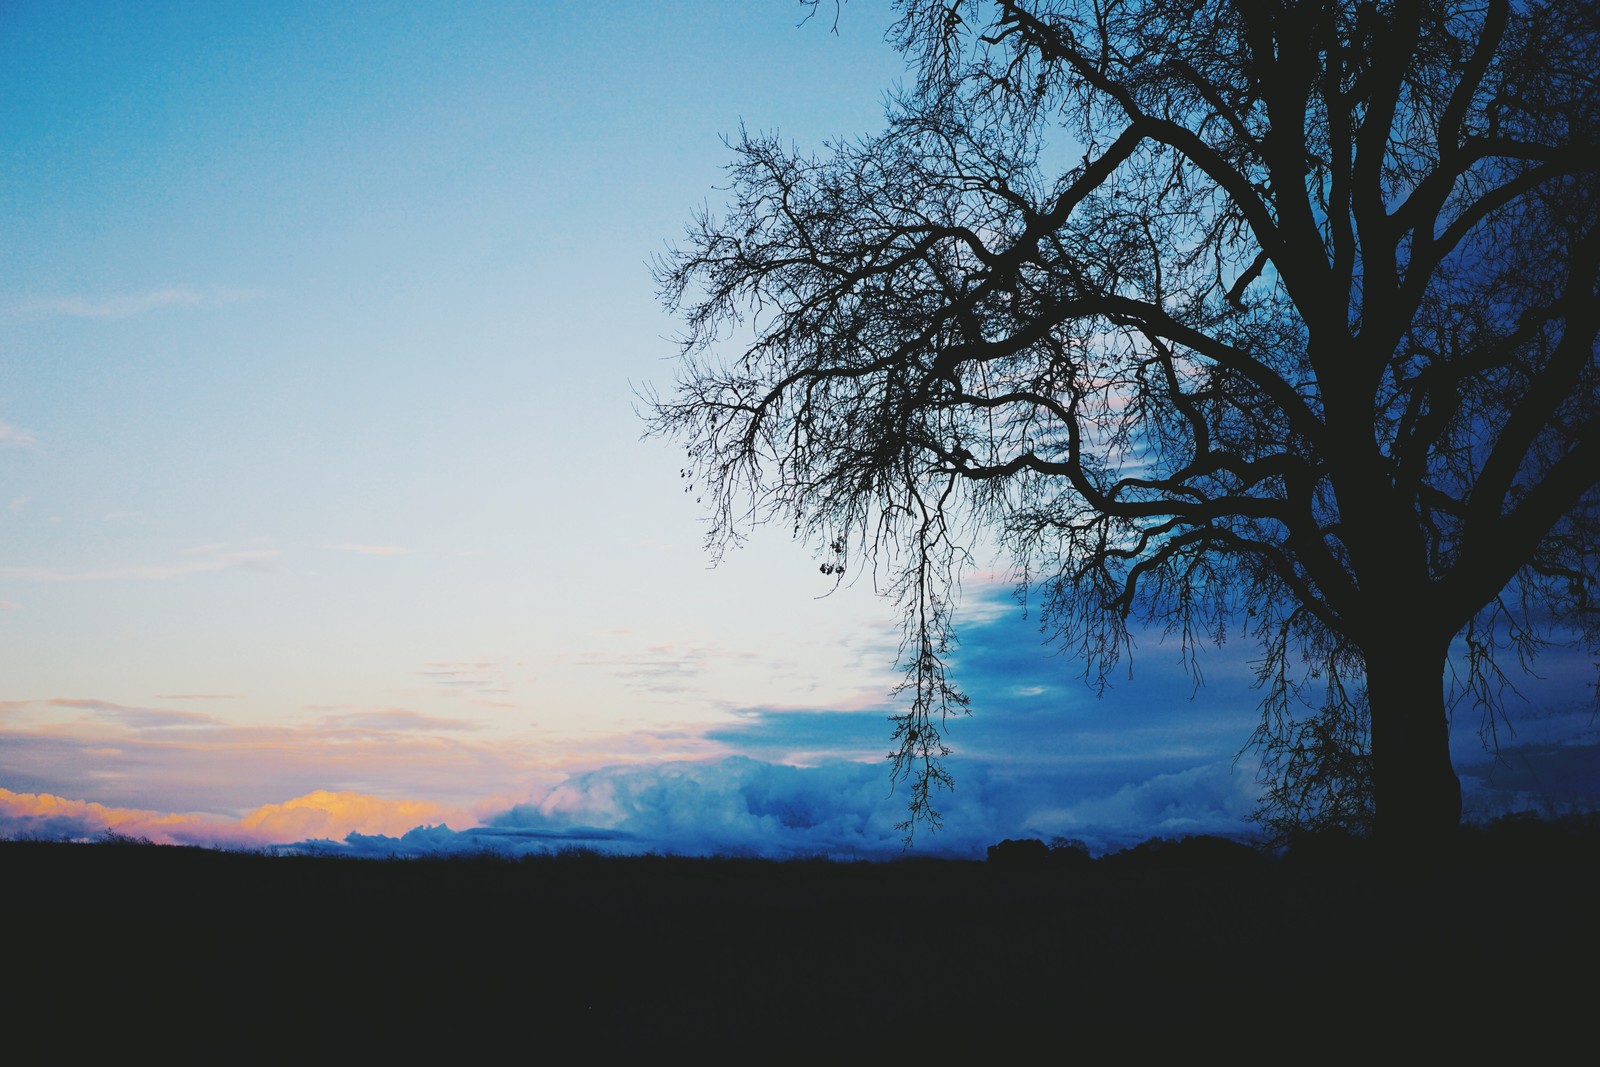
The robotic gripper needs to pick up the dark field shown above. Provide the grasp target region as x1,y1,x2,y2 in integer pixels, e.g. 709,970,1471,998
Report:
7,826,1598,1058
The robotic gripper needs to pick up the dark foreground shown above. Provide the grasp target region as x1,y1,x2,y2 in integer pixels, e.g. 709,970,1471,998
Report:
7,823,1599,1058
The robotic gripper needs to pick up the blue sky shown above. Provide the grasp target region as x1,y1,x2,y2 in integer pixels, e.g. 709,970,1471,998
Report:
2,0,1595,858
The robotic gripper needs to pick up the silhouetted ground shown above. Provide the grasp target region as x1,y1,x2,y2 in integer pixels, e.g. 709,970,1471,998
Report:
6,817,1598,1058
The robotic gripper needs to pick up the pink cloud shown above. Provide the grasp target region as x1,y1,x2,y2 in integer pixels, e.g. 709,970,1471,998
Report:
0,787,245,847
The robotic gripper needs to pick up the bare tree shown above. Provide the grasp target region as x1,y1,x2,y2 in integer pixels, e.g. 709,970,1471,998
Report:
648,0,1600,844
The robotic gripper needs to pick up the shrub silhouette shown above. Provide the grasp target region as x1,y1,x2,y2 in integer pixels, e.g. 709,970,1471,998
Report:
986,837,1052,865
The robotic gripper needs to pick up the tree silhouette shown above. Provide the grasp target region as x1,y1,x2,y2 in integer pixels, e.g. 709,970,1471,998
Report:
649,0,1600,844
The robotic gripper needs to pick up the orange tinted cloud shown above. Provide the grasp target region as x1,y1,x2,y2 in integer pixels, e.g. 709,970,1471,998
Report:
0,787,239,845
1,787,475,847
238,790,467,840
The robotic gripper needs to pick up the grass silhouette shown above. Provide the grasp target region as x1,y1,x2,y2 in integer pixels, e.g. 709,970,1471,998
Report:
6,817,1596,1057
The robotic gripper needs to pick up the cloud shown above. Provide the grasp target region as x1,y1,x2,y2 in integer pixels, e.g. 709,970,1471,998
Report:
44,697,225,729
0,286,267,321
417,661,496,680
0,786,469,849
0,547,279,583
1460,737,1600,819
445,757,921,859
0,421,36,447
0,696,544,815
0,601,17,610
272,750,1269,861
705,707,894,764
0,787,245,847
413,661,516,700
1045,759,1266,852
239,790,467,841
578,644,758,695
0,741,1260,859
317,708,483,733
333,543,408,556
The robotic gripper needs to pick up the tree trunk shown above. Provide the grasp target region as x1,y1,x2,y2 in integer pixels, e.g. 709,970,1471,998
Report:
1365,636,1462,851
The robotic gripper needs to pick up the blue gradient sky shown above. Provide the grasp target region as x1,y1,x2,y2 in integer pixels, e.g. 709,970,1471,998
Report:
2,1,1595,857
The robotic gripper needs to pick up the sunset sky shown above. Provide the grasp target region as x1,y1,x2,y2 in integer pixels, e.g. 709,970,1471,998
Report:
3,0,1595,859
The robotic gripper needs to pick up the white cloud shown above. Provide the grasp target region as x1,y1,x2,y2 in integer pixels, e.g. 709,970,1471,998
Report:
0,547,279,583
332,543,408,556
0,422,36,447
0,285,268,321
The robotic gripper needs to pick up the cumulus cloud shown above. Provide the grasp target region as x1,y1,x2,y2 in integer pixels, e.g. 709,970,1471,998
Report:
239,790,467,841
1044,759,1265,853
1460,737,1600,820
13,734,1592,863
264,752,1265,861
0,787,247,847
0,786,471,849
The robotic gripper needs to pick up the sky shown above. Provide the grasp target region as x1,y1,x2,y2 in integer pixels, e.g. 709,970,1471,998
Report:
3,0,1596,860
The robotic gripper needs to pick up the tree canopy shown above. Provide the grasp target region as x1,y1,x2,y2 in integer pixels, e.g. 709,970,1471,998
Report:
649,0,1600,843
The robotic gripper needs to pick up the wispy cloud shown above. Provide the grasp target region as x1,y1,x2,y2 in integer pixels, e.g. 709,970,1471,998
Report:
333,543,408,556
45,697,225,729
317,707,483,733
415,661,512,698
578,643,759,695
0,421,36,447
0,286,268,321
0,547,279,583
